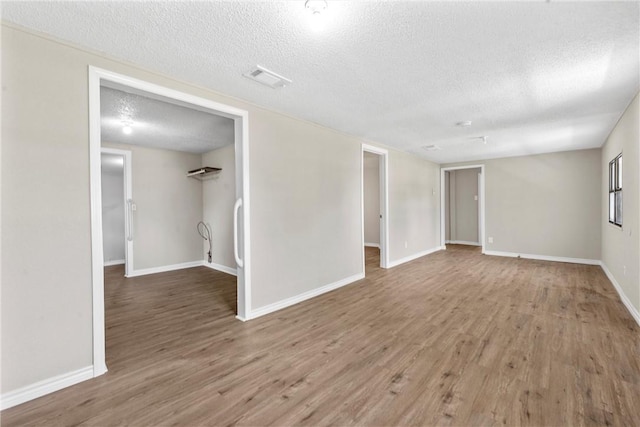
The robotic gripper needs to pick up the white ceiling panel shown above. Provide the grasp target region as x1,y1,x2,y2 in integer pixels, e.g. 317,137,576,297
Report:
3,1,638,163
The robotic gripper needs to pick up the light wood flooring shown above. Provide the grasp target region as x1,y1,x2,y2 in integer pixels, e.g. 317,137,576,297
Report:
3,245,639,426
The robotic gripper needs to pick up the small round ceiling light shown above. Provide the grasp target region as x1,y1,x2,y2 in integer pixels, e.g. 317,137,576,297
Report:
305,0,328,31
121,120,133,135
457,121,472,127
305,0,327,15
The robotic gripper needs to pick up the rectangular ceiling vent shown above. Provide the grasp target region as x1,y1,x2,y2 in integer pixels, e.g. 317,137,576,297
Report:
243,65,292,89
422,144,441,151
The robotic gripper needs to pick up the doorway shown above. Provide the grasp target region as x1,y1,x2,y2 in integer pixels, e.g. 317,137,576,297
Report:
100,148,132,277
89,67,252,378
361,144,389,273
440,165,485,253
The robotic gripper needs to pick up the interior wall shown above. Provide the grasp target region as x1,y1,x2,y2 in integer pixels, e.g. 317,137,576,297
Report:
446,168,479,244
102,142,203,270
389,150,441,262
1,24,441,395
202,143,236,270
101,156,125,263
444,148,602,260
601,92,640,314
363,152,380,246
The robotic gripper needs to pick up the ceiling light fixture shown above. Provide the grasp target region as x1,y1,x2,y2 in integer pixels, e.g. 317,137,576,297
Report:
121,120,133,135
305,0,328,32
457,121,472,127
305,0,327,15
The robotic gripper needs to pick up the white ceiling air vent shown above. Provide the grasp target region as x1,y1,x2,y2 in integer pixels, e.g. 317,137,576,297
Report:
243,65,292,89
422,144,441,151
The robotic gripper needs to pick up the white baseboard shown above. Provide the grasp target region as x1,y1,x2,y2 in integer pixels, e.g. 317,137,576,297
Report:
248,272,365,320
126,260,203,277
446,240,481,246
1,366,93,411
203,261,237,276
600,262,640,327
364,242,380,248
484,250,600,266
388,246,444,268
103,259,125,266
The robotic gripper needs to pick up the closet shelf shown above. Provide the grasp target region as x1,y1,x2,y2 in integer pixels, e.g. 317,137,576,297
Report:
187,167,222,180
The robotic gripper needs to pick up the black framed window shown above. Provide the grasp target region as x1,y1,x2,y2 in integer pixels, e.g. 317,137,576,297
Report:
609,153,622,227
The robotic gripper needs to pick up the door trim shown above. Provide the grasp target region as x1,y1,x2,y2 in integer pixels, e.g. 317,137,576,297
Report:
361,144,389,270
440,164,485,254
89,66,252,378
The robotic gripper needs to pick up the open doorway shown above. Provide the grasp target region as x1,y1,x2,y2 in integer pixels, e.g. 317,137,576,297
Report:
361,144,389,274
440,165,485,253
89,67,252,378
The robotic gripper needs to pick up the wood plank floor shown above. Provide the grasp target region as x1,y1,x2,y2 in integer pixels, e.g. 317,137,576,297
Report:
3,245,639,426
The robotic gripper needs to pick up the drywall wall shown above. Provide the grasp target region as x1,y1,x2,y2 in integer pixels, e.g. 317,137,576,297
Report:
445,172,451,241
202,144,236,270
445,168,480,244
1,24,440,395
445,149,601,260
102,142,203,270
101,154,125,263
363,152,380,245
388,150,441,262
601,92,639,314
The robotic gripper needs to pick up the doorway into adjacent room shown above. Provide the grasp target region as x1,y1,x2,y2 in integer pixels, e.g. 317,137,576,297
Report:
440,165,485,252
362,144,389,274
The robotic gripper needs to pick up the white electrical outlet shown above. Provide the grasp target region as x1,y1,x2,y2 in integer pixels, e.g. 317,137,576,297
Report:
474,195,478,201
488,237,493,244
404,241,408,249
623,265,626,276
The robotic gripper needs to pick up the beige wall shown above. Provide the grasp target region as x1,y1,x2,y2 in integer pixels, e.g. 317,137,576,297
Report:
103,143,203,270
363,152,380,245
1,25,440,394
202,144,236,269
445,168,480,244
601,93,640,313
389,151,441,261
445,149,602,260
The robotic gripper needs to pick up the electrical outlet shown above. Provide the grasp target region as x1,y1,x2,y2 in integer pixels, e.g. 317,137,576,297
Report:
474,195,478,201
623,265,626,276
404,241,408,249
488,237,493,244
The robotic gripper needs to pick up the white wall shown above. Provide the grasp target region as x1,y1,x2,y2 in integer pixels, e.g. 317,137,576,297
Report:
101,155,125,263
363,152,380,246
445,149,602,261
202,144,236,270
103,142,203,270
601,92,639,315
1,24,440,395
445,168,480,244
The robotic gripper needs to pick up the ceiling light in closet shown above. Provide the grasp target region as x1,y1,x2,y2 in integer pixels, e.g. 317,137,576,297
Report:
305,0,328,32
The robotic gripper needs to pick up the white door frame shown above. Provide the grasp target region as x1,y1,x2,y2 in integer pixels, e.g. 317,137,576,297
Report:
89,66,252,378
100,148,133,277
361,144,389,270
440,165,485,253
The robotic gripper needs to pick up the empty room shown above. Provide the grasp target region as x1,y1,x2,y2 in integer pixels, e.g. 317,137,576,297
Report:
1,1,639,426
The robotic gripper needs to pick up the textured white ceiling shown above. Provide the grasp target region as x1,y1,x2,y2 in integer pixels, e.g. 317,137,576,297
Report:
101,86,234,154
3,1,639,163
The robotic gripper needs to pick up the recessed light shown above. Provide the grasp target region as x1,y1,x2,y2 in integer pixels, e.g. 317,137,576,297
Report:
122,125,133,135
457,121,472,127
422,144,441,151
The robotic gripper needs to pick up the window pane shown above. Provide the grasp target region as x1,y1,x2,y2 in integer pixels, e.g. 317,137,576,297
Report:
610,192,615,222
610,161,615,191
618,156,623,189
616,191,623,225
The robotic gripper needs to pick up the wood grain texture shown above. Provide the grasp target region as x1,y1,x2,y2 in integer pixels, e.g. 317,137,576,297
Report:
3,245,639,426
